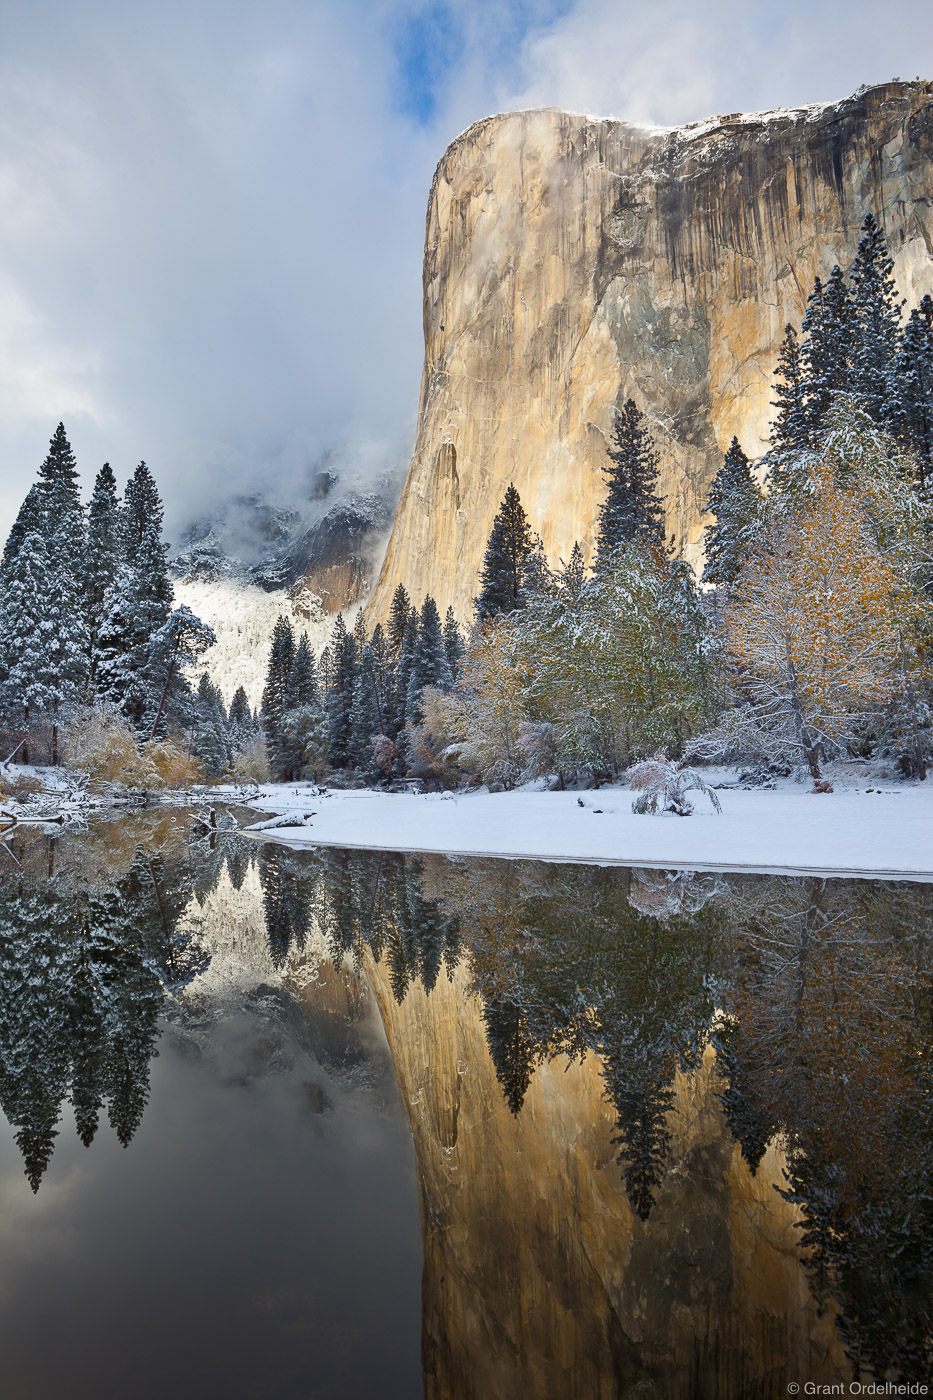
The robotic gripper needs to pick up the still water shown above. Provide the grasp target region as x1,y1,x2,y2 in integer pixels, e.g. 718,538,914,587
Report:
0,814,931,1398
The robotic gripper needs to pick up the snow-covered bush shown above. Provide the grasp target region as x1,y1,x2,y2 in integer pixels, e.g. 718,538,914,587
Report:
62,703,156,786
626,754,722,816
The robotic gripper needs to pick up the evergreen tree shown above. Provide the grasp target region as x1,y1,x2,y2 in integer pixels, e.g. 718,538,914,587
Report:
701,438,761,586
482,997,536,1115
287,634,318,709
0,528,88,762
800,266,853,441
387,583,414,657
261,616,296,779
1,485,46,575
325,614,357,771
769,324,808,457
38,423,85,579
228,685,256,753
890,294,933,487
193,674,230,778
393,611,419,748
406,595,452,727
595,401,665,564
474,484,534,622
442,606,464,678
83,464,121,652
95,464,173,723
350,643,383,780
848,213,902,426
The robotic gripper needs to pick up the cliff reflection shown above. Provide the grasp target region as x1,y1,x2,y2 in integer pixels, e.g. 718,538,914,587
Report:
264,845,933,1388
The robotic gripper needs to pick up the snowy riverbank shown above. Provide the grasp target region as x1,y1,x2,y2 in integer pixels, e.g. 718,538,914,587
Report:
243,776,933,880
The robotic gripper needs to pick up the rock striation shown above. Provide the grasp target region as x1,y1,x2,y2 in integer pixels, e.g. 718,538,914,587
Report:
369,80,933,621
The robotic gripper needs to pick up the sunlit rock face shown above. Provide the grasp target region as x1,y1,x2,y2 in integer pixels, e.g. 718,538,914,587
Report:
369,80,933,621
364,956,847,1399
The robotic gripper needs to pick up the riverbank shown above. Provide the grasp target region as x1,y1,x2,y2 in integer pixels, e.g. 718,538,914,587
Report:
243,776,933,880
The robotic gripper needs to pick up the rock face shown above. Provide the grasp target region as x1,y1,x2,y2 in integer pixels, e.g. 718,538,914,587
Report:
369,80,933,622
364,953,847,1399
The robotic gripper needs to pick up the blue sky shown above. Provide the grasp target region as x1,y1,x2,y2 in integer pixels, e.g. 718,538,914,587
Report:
0,0,930,538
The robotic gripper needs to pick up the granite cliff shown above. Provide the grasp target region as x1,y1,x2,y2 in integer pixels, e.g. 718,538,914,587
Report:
369,80,933,621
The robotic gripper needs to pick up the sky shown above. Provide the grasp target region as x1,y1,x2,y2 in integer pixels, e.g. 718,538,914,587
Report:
0,0,931,543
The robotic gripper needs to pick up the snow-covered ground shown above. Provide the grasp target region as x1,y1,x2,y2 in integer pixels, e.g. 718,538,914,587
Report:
242,776,933,880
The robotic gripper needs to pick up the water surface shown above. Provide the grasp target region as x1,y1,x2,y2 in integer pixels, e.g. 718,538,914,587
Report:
1,817,930,1396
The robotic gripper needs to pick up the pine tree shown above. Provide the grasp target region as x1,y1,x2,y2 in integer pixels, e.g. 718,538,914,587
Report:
890,294,933,487
702,438,761,586
0,527,88,763
474,484,534,622
442,606,464,678
350,643,383,780
595,401,665,565
1,486,46,574
287,634,318,709
95,464,174,723
393,611,419,748
38,423,85,582
800,266,854,441
228,684,256,755
848,213,902,426
387,583,414,657
406,596,452,727
325,614,357,771
193,674,230,777
83,464,121,651
261,616,296,779
769,324,808,457
482,997,536,1115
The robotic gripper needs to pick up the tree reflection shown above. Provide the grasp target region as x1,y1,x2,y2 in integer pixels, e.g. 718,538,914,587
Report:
0,834,215,1190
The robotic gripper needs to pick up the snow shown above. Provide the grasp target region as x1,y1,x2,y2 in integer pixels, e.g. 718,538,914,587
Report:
242,778,933,880
172,576,360,709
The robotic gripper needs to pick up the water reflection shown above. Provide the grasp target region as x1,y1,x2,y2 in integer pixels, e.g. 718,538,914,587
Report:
2,821,932,1393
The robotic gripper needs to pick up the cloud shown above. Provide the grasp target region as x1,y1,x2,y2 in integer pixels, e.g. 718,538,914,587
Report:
0,0,929,540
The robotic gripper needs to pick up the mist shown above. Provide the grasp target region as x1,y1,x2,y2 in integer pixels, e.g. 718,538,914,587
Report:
0,0,930,542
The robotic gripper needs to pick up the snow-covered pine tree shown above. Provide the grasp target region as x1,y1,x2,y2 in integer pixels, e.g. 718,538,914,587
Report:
349,643,383,781
474,484,534,622
769,324,808,458
848,213,902,428
387,583,415,657
83,464,121,654
595,400,665,566
0,530,55,759
800,266,853,440
228,685,256,754
889,294,933,488
443,606,464,678
95,464,174,722
325,614,357,771
406,595,452,727
261,616,296,779
193,674,230,778
0,526,89,763
1,485,46,575
287,634,319,709
143,606,215,738
701,438,762,586
393,610,419,744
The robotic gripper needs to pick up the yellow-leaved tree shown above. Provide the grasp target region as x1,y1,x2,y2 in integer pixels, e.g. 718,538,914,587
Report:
723,452,903,781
